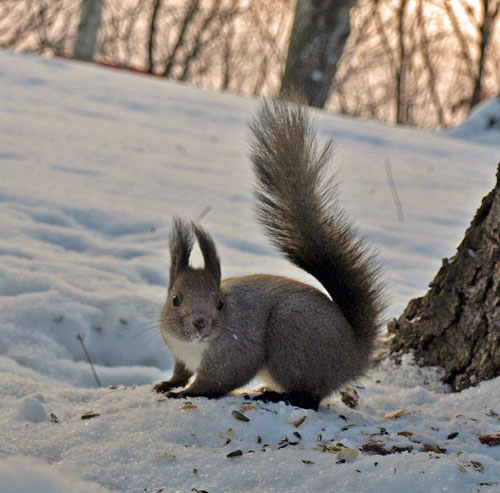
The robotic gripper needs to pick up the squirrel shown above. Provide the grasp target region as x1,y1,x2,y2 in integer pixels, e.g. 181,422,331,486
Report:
154,99,384,410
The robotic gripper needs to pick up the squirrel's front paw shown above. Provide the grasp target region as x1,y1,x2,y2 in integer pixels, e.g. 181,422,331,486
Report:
165,390,188,399
154,381,177,393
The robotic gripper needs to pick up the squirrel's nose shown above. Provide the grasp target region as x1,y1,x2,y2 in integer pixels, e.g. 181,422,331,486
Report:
192,317,207,332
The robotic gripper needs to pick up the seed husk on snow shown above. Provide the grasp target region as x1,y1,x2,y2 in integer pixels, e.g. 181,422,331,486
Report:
278,436,289,449
226,449,243,458
421,444,447,454
479,434,500,446
384,409,407,420
179,402,197,410
288,415,307,428
326,445,343,452
397,430,413,438
231,410,249,422
362,441,413,455
341,424,359,431
240,403,256,412
81,411,100,420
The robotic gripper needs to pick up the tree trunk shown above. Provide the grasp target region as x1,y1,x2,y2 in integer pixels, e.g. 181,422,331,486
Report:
73,0,104,62
395,0,409,124
388,163,500,391
147,0,162,74
470,0,490,109
280,0,355,108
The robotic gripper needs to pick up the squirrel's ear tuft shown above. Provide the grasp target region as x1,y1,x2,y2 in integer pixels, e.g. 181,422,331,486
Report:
192,222,221,285
168,217,194,290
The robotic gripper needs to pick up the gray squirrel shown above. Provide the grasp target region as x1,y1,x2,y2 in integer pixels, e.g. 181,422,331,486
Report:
154,99,384,410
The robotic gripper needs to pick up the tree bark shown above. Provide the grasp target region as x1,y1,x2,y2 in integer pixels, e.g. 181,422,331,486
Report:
388,163,500,391
280,0,355,108
73,0,104,62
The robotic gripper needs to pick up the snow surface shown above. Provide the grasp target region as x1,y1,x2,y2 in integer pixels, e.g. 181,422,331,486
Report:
0,49,499,492
446,97,500,146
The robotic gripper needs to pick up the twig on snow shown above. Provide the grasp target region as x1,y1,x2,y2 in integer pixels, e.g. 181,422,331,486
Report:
76,333,102,388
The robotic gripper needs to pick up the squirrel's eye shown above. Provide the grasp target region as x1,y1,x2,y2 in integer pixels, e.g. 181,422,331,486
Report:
217,300,224,311
172,295,181,307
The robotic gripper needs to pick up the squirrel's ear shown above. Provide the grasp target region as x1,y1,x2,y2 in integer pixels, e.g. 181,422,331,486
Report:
168,217,194,290
192,222,221,285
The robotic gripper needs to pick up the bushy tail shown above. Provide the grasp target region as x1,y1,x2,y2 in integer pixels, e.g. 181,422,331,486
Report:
249,99,384,342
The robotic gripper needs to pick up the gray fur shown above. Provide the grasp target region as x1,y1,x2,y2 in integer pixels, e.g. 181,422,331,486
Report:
155,100,384,408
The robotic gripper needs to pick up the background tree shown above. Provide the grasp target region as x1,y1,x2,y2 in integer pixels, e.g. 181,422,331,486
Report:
389,164,500,391
74,0,105,61
280,0,356,108
147,0,162,74
444,0,500,116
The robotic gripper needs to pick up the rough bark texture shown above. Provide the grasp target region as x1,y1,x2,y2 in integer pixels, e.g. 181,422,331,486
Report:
388,163,500,391
280,0,355,108
73,0,104,62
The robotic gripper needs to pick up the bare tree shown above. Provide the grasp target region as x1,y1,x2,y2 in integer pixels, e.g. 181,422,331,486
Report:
330,0,500,127
0,0,78,55
162,0,200,77
470,0,500,108
439,0,500,118
416,0,446,127
280,0,356,108
74,0,105,61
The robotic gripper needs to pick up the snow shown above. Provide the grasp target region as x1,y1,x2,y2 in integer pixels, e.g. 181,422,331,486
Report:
15,395,50,423
446,97,500,146
1,49,499,492
0,456,108,493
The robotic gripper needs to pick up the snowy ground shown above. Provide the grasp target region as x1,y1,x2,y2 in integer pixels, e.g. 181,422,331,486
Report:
0,49,499,492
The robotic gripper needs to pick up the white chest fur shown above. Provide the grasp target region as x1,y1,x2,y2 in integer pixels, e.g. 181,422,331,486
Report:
163,334,208,373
